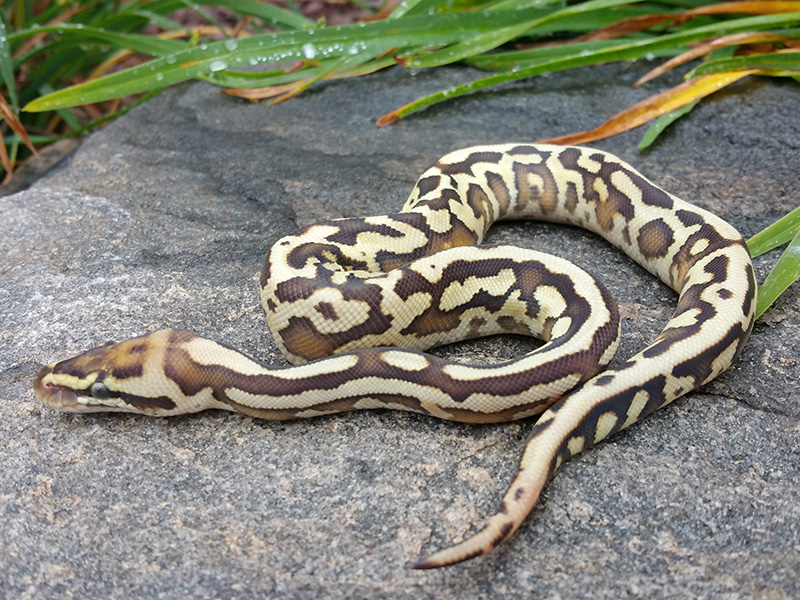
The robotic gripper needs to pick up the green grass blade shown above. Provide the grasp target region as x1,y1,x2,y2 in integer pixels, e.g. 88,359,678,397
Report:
210,48,391,88
123,10,189,33
382,13,800,122
465,37,678,71
39,83,85,131
23,8,557,112
748,205,800,258
102,0,311,29
214,51,375,94
387,0,422,18
638,100,700,150
0,13,18,109
211,0,313,30
391,0,467,17
269,55,354,98
754,227,800,319
687,51,800,78
482,0,563,10
405,0,648,69
203,66,313,89
9,24,186,57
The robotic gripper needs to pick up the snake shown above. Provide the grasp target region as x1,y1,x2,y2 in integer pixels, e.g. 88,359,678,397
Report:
34,143,756,569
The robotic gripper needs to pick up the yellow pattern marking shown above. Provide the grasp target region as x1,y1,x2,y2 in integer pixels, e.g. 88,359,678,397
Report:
594,411,619,444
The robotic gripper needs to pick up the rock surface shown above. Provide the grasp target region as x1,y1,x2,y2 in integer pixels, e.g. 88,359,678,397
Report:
1,63,798,599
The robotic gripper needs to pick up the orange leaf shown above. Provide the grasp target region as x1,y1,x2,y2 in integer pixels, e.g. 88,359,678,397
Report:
376,111,400,127
269,85,311,105
577,14,685,42
577,1,800,43
536,71,755,145
0,94,37,156
686,1,800,16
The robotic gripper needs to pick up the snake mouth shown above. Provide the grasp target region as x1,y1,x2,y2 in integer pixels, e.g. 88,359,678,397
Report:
34,369,75,409
33,365,117,413
33,365,84,411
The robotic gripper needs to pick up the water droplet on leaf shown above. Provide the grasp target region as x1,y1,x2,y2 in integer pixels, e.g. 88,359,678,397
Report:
301,43,317,59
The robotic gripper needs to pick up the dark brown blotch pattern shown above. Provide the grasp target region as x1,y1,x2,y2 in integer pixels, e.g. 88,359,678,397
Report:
435,151,504,176
637,218,674,260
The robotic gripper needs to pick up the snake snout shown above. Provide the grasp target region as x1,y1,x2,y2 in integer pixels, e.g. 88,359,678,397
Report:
33,365,82,410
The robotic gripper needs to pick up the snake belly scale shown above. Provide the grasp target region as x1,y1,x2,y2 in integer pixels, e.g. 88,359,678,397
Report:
34,144,756,568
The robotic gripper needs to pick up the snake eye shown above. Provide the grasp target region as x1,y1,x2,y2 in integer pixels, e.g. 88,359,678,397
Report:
90,382,111,400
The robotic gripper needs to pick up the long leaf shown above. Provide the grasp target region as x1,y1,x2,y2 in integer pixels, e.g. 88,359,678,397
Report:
637,99,700,150
8,24,185,57
23,8,559,112
0,92,37,153
379,13,800,125
465,37,677,72
576,1,800,42
748,205,800,257
536,72,753,145
222,55,397,98
208,0,312,30
633,31,800,86
687,49,800,76
404,0,648,69
754,228,800,318
0,14,18,109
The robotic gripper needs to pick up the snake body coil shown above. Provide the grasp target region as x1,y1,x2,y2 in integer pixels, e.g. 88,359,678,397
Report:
34,144,756,568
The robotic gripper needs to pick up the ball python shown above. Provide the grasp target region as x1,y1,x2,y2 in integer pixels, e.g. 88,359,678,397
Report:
34,143,756,569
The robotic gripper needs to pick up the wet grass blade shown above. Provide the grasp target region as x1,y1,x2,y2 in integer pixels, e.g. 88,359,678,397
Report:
378,13,800,124
221,53,396,98
749,205,800,258
403,0,648,70
465,37,678,72
686,49,800,77
0,14,18,109
748,206,800,318
637,99,700,150
23,8,556,112
9,24,185,57
209,0,313,30
632,31,800,86
753,228,800,318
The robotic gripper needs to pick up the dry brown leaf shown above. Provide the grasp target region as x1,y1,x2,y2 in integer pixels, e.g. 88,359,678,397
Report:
687,1,800,16
634,32,798,86
577,14,686,42
0,94,37,156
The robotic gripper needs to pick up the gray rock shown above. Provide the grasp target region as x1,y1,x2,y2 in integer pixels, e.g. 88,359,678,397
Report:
1,63,798,599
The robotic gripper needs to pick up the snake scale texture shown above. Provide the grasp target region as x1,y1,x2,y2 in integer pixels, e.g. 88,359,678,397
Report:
34,144,756,568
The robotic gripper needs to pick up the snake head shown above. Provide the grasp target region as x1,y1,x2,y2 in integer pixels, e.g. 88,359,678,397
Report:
33,331,179,415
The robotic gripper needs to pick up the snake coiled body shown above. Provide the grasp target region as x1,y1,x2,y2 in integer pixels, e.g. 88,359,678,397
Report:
34,144,756,568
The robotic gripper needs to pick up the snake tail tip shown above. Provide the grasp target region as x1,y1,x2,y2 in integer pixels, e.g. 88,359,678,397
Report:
407,557,439,570
408,546,485,570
